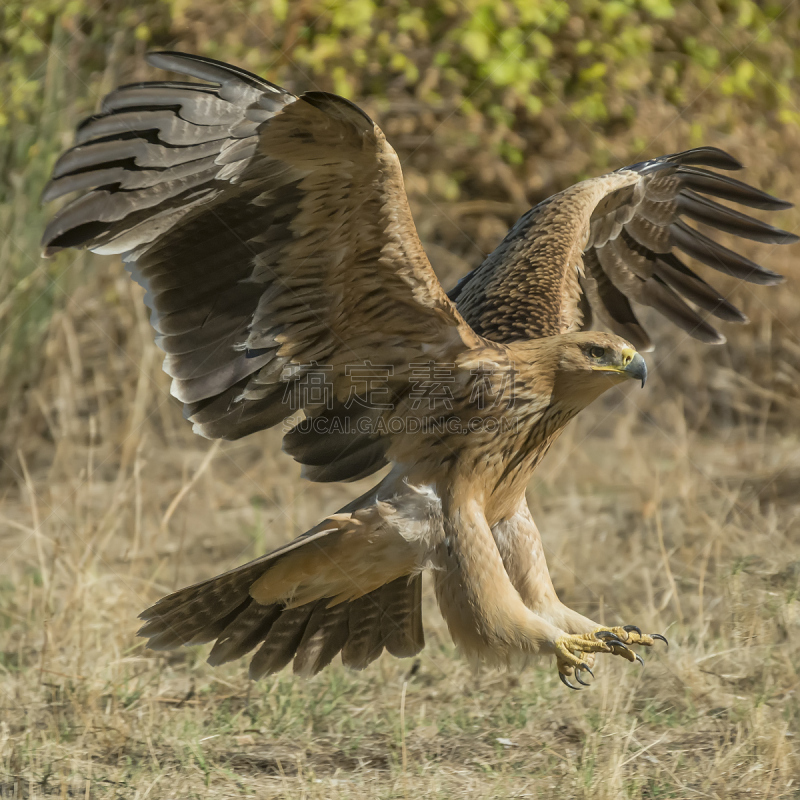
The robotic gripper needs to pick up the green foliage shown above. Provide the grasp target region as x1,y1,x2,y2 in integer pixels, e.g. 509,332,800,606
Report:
3,1,799,175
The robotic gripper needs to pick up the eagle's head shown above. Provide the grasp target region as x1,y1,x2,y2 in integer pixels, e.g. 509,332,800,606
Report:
543,331,647,409
555,331,647,386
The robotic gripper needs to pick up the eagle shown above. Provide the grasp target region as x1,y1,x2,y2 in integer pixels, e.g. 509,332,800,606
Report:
41,52,795,689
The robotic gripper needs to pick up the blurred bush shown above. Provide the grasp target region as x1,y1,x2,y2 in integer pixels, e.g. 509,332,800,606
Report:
1,0,799,432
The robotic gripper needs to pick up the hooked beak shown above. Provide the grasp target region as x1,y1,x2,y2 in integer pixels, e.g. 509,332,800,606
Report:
592,346,648,387
623,350,647,388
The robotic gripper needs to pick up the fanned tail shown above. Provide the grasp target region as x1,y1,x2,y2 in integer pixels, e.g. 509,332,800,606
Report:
138,484,430,676
139,568,424,677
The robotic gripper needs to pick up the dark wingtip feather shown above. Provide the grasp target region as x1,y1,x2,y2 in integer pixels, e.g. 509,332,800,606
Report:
626,146,745,177
671,220,786,285
680,167,794,211
677,190,800,245
41,218,110,254
759,196,795,211
654,253,750,324
145,51,281,93
41,179,64,205
640,275,727,345
672,146,744,171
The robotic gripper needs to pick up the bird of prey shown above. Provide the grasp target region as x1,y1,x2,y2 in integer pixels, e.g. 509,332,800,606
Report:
41,52,795,688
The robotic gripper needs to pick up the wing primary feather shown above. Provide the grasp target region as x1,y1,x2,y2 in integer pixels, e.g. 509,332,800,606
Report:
623,146,744,176
638,275,725,344
677,189,798,244
145,51,281,92
653,253,747,323
670,220,784,285
678,167,793,210
668,147,743,170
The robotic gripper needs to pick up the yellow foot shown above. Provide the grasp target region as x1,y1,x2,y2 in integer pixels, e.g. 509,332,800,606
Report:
555,625,668,690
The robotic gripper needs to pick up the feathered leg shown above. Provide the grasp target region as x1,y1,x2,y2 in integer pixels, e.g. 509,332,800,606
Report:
489,497,666,683
432,487,664,684
490,499,597,634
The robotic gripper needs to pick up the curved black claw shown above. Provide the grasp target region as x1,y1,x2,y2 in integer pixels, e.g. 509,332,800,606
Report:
651,633,669,646
593,630,618,642
594,631,627,647
623,625,642,636
634,653,644,666
575,664,594,687
559,671,581,690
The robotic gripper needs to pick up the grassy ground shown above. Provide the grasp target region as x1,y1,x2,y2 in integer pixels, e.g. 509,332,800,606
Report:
2,11,800,797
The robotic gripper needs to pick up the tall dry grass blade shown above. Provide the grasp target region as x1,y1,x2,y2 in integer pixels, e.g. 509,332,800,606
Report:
160,440,221,534
17,449,46,594
654,489,684,626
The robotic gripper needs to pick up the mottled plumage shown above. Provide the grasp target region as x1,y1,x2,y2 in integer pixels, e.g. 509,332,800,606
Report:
451,151,791,350
42,53,794,686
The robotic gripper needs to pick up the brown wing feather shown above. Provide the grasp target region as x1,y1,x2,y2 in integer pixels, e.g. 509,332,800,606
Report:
451,148,795,350
42,51,478,482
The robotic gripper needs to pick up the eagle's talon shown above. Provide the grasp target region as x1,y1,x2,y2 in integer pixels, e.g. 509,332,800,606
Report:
651,633,669,646
560,672,581,690
555,628,649,689
575,664,593,686
623,624,642,636
634,653,644,666
594,631,627,646
609,642,635,661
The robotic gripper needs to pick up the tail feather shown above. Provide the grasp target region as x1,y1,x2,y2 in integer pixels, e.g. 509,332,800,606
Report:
341,593,384,670
293,601,351,677
382,574,424,658
206,599,281,666
184,597,252,647
249,604,317,679
138,571,425,676
138,560,266,649
138,483,430,675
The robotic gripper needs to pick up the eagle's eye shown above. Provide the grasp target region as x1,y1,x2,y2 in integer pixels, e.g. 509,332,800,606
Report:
589,346,605,359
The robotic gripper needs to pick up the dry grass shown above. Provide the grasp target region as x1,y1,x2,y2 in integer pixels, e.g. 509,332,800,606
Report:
1,239,799,798
2,38,800,800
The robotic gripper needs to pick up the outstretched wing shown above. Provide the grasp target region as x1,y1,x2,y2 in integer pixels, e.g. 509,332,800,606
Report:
451,148,796,350
42,52,477,477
